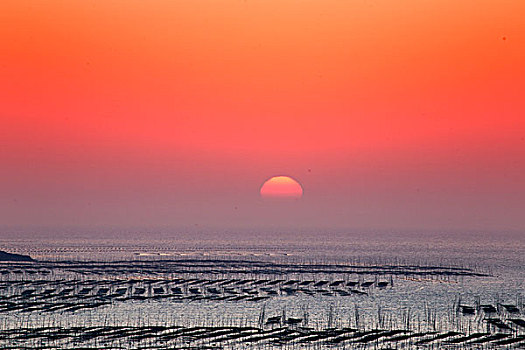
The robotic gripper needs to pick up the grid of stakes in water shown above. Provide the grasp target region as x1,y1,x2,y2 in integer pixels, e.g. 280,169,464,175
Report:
0,259,523,349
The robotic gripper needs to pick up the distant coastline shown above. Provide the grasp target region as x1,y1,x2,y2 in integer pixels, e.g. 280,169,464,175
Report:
0,250,34,262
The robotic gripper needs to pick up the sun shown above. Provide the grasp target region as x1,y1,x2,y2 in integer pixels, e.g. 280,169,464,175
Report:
260,176,303,199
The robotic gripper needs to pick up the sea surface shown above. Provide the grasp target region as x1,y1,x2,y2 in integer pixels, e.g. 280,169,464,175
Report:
0,227,523,349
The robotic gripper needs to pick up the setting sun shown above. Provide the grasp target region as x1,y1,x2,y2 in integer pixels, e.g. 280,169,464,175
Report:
260,176,303,199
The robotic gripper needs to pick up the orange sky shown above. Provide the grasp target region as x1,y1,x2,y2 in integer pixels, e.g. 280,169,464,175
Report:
1,0,524,230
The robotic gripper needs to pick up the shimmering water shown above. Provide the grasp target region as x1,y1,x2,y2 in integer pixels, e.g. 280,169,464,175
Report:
0,227,523,349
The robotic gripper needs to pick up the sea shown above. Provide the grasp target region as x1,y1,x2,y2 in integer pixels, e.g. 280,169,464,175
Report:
0,227,523,349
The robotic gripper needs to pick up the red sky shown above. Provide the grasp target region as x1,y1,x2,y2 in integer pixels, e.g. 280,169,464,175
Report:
1,0,524,230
